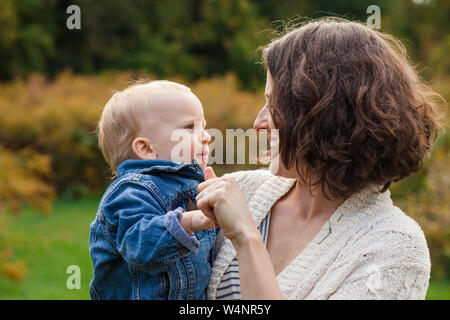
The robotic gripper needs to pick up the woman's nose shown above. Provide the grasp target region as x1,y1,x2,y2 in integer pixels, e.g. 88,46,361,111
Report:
253,105,269,132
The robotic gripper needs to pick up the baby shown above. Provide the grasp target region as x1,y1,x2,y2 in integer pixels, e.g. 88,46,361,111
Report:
89,80,218,300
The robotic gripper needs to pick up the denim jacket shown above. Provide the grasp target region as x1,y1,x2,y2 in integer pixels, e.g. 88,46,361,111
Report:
89,159,219,300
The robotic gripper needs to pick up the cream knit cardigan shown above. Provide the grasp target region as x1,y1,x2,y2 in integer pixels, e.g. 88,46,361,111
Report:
206,169,431,300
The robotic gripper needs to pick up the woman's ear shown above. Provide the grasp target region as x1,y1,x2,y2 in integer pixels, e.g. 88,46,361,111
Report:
132,137,157,160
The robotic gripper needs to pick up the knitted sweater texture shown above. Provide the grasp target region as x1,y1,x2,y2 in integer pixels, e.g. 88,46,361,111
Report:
206,169,431,300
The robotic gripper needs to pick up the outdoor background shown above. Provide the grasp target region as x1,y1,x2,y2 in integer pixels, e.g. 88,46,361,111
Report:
0,0,448,299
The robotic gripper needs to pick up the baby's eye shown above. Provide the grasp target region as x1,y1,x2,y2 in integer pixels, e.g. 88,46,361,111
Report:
184,124,194,129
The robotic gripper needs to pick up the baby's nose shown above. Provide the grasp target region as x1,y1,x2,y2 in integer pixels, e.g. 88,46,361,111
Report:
201,129,211,144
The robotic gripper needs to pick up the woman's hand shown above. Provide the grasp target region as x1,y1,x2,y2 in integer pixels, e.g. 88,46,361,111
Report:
196,167,259,245
198,167,284,299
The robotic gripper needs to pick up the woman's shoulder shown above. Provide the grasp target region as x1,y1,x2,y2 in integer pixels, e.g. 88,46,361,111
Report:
373,204,428,246
348,201,430,268
221,168,295,202
221,168,275,199
339,186,429,250
222,168,273,183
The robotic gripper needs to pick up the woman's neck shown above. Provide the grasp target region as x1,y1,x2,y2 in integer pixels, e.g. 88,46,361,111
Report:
283,180,346,225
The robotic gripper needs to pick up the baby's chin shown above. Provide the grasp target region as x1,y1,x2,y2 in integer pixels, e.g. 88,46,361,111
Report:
193,155,208,171
198,157,209,171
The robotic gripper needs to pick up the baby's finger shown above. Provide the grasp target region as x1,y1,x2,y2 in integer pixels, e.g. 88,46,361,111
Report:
206,214,219,229
205,215,219,229
204,166,217,180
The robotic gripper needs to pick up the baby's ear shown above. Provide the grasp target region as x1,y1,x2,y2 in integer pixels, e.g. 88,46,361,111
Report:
132,137,157,160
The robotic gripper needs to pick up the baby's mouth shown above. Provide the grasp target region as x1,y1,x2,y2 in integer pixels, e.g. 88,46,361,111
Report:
196,150,209,159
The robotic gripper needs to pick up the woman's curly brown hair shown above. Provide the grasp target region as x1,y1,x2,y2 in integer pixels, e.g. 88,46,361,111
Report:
263,17,445,200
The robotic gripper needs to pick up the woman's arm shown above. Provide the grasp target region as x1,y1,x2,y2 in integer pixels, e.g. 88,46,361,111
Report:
196,168,284,299
232,230,284,299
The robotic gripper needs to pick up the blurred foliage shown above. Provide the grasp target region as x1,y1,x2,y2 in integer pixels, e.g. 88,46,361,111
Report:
0,0,449,87
0,0,271,90
0,145,54,214
1,260,27,283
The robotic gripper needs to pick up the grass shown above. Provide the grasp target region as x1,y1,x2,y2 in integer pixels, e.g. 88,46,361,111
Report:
0,197,99,299
426,279,450,300
0,197,448,300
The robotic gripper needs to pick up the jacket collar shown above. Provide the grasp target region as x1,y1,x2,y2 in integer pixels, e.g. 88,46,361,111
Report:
117,159,204,182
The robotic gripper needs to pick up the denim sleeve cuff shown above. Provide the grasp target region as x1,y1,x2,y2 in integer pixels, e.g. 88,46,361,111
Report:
164,207,200,255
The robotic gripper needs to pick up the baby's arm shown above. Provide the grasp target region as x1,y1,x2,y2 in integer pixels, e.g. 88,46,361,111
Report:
179,210,219,235
104,182,202,267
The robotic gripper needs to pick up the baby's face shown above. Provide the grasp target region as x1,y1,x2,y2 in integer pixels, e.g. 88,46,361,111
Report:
138,89,211,169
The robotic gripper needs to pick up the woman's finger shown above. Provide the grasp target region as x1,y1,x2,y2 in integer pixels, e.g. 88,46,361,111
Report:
196,192,216,219
198,177,221,192
196,180,227,202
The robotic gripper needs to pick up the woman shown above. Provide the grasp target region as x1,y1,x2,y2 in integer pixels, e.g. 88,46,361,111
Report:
196,18,443,300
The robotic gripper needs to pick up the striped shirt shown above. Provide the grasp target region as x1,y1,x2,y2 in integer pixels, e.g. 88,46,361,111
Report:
215,211,271,300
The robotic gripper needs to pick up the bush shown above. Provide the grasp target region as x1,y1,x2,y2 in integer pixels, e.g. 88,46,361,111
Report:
0,146,54,214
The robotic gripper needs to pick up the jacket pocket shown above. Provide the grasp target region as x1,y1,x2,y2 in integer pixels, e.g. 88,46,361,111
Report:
159,272,170,299
89,281,101,300
102,218,119,253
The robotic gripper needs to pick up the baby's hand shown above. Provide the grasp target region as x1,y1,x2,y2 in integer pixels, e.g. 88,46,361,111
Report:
179,210,219,235
190,210,219,231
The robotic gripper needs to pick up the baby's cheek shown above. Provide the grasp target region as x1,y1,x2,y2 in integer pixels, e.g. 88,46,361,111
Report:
190,141,196,159
181,133,195,162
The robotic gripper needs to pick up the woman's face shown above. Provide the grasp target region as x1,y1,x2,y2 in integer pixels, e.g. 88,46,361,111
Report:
253,70,275,132
253,71,294,178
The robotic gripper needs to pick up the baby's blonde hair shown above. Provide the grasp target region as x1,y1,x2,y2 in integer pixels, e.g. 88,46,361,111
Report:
97,80,191,177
